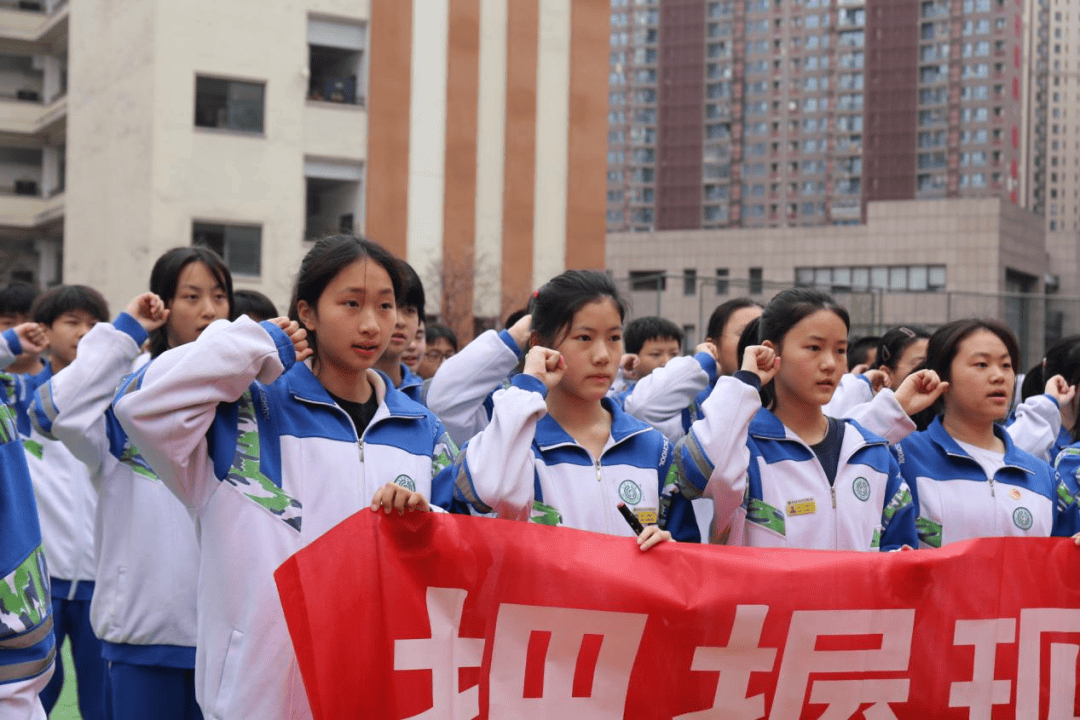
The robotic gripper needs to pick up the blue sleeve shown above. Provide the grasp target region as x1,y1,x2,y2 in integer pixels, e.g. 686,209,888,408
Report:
1051,468,1080,538
113,312,149,347
1,327,22,357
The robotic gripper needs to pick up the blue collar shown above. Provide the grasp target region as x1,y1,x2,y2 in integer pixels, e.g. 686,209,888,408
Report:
399,364,423,391
748,407,885,447
926,415,1034,475
283,364,426,419
535,396,651,450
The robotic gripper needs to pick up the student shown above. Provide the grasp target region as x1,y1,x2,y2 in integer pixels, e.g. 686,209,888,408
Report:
0,323,55,720
5,287,110,720
623,298,762,443
373,259,425,402
1004,335,1080,463
871,327,929,389
33,247,234,720
617,316,683,389
847,335,880,373
0,283,44,376
416,323,458,380
896,319,1080,546
674,288,926,550
113,235,456,720
232,289,277,322
445,270,701,545
401,317,426,373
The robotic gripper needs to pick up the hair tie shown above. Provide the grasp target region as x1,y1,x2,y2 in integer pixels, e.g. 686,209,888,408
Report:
898,326,916,338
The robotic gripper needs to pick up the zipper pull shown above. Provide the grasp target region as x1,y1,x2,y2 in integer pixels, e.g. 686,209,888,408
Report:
595,458,602,482
988,477,995,497
830,486,836,509
358,438,365,462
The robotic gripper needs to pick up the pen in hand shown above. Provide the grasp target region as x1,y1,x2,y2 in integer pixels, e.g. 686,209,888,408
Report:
618,502,645,535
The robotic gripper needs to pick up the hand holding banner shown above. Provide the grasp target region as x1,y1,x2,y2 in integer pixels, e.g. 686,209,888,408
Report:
275,510,1080,719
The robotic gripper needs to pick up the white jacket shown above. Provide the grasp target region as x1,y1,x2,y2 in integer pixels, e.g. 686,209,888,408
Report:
424,329,521,447
113,317,457,720
0,331,96,593
31,316,199,669
622,351,717,444
676,374,918,550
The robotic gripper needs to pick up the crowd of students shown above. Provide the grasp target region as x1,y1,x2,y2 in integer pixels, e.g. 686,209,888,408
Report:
1,234,1079,720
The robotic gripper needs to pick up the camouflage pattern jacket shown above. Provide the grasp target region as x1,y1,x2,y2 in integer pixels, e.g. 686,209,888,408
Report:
114,316,457,720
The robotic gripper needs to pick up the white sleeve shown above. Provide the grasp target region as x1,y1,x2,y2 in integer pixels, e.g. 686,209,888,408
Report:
33,321,146,474
113,317,293,511
451,374,546,520
1005,394,1061,462
623,353,714,429
426,329,521,447
676,376,762,537
836,389,916,445
822,373,874,417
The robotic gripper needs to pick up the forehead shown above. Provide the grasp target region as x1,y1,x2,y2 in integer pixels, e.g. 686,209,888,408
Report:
641,337,681,350
787,309,848,340
571,297,623,328
727,305,762,332
324,258,394,294
177,261,223,289
956,329,1010,357
54,308,98,323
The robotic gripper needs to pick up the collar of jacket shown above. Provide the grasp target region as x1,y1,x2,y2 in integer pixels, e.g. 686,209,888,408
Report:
535,396,652,451
285,363,427,420
925,415,1034,475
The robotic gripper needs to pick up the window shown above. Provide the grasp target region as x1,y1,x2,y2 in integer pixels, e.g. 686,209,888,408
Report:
749,267,763,295
683,269,697,296
307,18,366,105
716,268,729,294
629,271,665,292
193,222,262,276
195,77,265,132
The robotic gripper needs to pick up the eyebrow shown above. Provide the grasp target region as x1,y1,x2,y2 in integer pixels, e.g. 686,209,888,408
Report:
969,352,1010,359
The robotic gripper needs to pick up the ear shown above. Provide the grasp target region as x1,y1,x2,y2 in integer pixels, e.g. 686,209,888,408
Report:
879,366,893,386
762,339,777,352
296,300,316,331
527,331,542,349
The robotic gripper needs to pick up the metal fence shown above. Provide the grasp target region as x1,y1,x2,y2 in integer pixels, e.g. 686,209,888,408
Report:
613,274,1080,370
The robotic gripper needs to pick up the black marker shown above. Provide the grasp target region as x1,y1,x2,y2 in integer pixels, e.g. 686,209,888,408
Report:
618,502,645,535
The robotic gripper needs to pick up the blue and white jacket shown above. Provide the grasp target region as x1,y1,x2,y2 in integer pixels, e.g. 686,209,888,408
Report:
896,417,1080,547
425,328,522,447
675,374,918,550
0,337,55,692
446,371,726,544
31,316,199,671
0,331,97,601
113,316,458,720
621,351,719,443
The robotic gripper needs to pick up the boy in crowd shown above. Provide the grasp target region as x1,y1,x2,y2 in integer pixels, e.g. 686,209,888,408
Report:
374,260,426,402
0,283,44,376
416,324,458,380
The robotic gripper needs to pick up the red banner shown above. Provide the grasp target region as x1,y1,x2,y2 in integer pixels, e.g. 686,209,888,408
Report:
275,511,1080,719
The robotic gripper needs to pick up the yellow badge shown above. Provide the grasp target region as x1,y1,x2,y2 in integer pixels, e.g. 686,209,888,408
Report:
1009,487,1022,501
786,498,817,517
635,508,658,525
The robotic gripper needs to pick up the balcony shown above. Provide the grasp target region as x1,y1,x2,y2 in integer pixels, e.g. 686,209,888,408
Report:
0,2,68,55
304,102,366,161
0,93,66,140
0,189,63,229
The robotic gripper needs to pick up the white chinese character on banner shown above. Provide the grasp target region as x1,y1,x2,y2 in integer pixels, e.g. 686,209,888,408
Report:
488,604,648,719
675,605,777,720
770,609,914,720
948,618,1016,719
1016,608,1080,720
394,587,485,720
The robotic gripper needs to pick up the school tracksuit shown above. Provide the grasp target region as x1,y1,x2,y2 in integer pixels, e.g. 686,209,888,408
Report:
898,417,1080,547
673,373,918,550
113,316,457,720
0,331,106,719
621,351,719,443
0,339,54,720
31,317,200,720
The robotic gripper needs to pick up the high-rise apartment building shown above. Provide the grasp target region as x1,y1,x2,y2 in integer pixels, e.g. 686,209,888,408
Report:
607,0,1038,233
1,0,609,338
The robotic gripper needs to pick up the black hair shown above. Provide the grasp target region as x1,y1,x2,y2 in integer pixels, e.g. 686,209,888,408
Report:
504,307,529,329
528,270,627,347
871,326,930,372
425,323,458,352
847,335,880,372
623,316,683,355
288,234,402,361
756,288,850,408
705,297,762,342
233,289,278,323
30,285,109,327
397,259,426,320
148,247,234,357
912,318,1020,429
0,282,39,317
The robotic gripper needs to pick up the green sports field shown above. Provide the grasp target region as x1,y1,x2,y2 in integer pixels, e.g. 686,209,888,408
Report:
49,641,81,720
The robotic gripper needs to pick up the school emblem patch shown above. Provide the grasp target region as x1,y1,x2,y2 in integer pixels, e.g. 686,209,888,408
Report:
1013,507,1033,531
619,479,643,505
852,477,871,501
395,474,416,491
